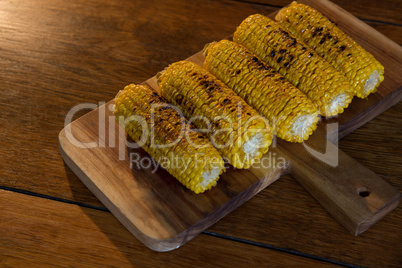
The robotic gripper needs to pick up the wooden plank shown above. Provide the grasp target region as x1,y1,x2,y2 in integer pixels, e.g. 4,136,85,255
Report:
58,102,399,266
1,0,400,208
279,139,400,235
59,0,401,250
0,189,339,267
59,104,284,251
0,0,278,207
0,0,400,265
207,103,402,268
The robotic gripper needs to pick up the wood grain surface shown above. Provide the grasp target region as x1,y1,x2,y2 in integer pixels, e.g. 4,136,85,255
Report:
59,103,285,251
59,0,401,250
0,189,337,268
0,0,401,266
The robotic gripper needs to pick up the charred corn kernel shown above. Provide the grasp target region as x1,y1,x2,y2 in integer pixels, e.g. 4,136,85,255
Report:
275,2,384,98
157,60,273,169
203,40,320,143
233,14,355,117
113,84,224,194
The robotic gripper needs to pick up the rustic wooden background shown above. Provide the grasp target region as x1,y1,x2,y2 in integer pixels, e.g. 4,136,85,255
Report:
0,0,401,267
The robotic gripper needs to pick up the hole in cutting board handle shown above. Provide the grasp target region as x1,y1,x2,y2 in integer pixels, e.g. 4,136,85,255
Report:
357,187,370,197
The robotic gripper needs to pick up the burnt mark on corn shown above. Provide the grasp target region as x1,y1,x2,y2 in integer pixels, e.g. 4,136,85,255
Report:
289,55,294,61
284,62,289,68
270,50,275,57
252,56,272,71
312,27,321,37
278,28,290,37
223,98,230,104
279,49,287,54
318,32,333,45
176,94,183,105
278,28,298,47
340,45,346,51
236,70,241,75
187,105,195,114
312,27,324,38
308,53,313,58
199,80,208,86
198,75,223,94
277,57,283,63
289,38,297,47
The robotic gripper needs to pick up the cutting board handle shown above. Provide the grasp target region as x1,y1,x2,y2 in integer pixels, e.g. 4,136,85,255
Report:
278,138,401,235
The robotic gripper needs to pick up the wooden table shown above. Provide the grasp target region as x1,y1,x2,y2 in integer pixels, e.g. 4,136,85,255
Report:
1,0,401,266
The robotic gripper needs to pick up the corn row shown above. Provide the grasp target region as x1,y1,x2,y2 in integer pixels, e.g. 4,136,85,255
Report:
157,61,274,169
233,14,355,117
203,40,320,143
113,84,224,194
275,2,384,98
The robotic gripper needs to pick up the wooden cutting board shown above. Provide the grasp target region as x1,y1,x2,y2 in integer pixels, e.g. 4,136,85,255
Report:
59,0,401,252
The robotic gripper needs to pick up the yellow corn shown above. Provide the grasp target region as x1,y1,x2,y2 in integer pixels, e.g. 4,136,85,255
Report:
157,60,274,169
203,40,320,143
233,14,355,117
275,2,384,98
113,84,224,194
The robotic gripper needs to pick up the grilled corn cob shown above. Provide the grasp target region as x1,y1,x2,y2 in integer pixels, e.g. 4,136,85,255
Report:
233,14,354,117
157,61,273,169
203,40,320,143
276,2,384,98
113,84,224,194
